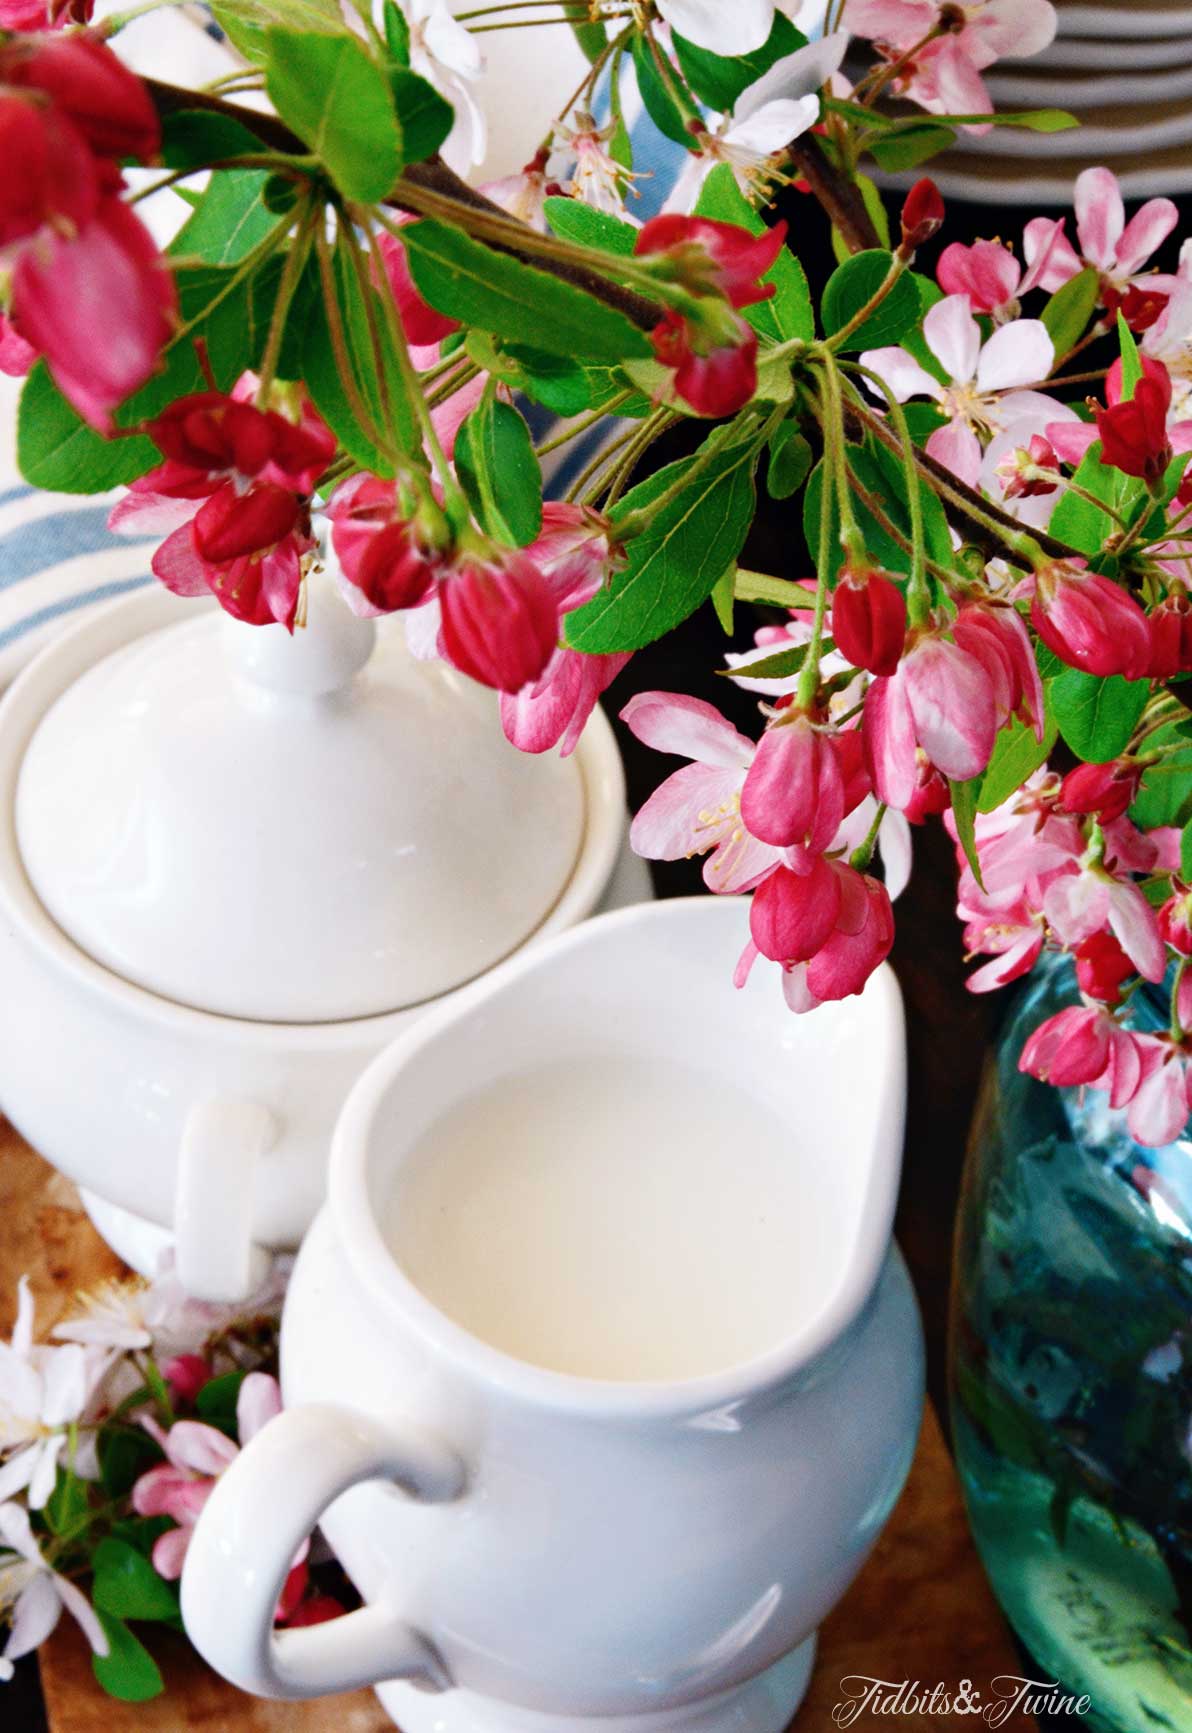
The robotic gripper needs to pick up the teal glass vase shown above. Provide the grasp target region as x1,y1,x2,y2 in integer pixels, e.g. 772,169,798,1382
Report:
951,954,1192,1731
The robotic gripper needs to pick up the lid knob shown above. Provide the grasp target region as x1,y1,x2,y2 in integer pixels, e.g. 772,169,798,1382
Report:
226,577,376,699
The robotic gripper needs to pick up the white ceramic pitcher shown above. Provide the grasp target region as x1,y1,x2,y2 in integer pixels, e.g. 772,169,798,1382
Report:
181,898,925,1733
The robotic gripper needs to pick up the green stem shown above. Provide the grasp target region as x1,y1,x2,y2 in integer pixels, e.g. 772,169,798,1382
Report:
797,371,842,711
337,213,405,460
849,802,888,871
843,360,930,618
535,392,634,456
313,217,392,460
254,205,316,405
1172,957,1189,1040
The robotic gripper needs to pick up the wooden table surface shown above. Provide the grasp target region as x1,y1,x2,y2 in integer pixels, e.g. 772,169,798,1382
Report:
0,1121,1035,1731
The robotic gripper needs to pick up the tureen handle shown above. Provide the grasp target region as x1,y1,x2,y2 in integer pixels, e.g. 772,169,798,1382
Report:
174,1098,276,1302
180,1403,464,1698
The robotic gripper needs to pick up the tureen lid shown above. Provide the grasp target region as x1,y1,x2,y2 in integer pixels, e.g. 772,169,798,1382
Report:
14,579,585,1022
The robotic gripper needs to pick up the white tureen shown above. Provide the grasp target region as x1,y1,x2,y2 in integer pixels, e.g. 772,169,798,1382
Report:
0,577,644,1298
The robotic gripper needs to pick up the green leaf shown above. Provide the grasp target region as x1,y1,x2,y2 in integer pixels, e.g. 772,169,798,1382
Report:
303,236,417,475
804,436,951,583
721,641,808,681
978,705,1058,814
868,122,955,172
820,249,921,350
671,13,805,113
986,108,1078,132
1131,722,1192,829
767,425,812,499
160,109,267,170
710,563,735,634
195,1368,248,1437
169,171,279,266
455,398,542,547
92,1539,180,1623
402,219,652,364
17,365,157,492
571,18,608,63
631,29,692,147
211,0,343,63
1181,816,1192,883
99,1427,163,1501
465,332,594,417
45,1464,91,1537
694,165,814,343
388,67,452,165
92,1613,165,1703
1047,439,1144,559
856,174,892,251
1052,669,1148,763
544,195,638,257
265,27,400,201
949,776,984,889
381,0,409,61
1041,266,1099,364
1117,308,1143,400
566,438,757,651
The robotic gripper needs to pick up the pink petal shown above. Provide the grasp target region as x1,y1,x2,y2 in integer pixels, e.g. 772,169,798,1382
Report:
863,672,918,811
1117,199,1180,277
924,294,981,386
629,763,746,862
236,1372,282,1445
165,1419,239,1477
151,524,212,598
619,691,754,769
1075,167,1125,271
856,344,941,404
977,320,1054,393
903,637,997,781
926,416,983,487
1106,880,1166,983
1023,217,1081,293
108,488,198,538
151,1524,193,1581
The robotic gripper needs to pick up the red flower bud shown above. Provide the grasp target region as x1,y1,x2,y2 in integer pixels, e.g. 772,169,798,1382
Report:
1148,593,1192,678
1030,558,1151,680
439,552,560,694
634,213,787,310
1095,360,1173,484
1074,932,1135,1005
0,94,96,249
749,857,842,964
899,178,944,254
1,33,160,162
831,566,907,677
1059,759,1141,824
354,522,438,613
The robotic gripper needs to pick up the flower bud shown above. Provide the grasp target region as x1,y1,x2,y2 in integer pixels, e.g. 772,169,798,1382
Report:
831,566,907,677
0,32,160,162
898,178,944,256
1159,887,1192,957
193,480,300,563
1030,558,1151,680
1147,593,1192,678
1059,760,1141,824
740,713,845,851
749,857,842,964
439,552,560,694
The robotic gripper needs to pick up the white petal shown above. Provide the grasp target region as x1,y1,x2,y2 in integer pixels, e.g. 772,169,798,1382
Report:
10,1282,34,1361
857,345,941,404
422,3,483,79
0,1452,37,1507
976,320,1054,394
3,1571,61,1663
877,810,913,902
726,96,819,157
661,154,711,216
657,0,774,54
735,32,849,118
40,1344,88,1429
0,1343,41,1424
924,294,981,386
27,1439,64,1513
53,1573,109,1658
0,1503,40,1565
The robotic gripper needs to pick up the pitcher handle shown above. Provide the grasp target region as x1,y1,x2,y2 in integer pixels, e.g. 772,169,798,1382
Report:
181,1402,464,1699
174,1098,275,1301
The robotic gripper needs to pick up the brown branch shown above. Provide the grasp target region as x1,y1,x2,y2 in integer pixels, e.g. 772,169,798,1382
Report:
786,134,881,256
143,78,660,331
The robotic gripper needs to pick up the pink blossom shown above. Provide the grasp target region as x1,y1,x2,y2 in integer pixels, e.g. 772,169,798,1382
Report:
1127,1038,1192,1147
325,474,441,617
1073,932,1135,1005
744,858,894,1013
937,234,1058,320
499,504,629,757
1042,864,1166,983
1020,1004,1142,1101
844,0,1057,130
863,629,998,810
1024,168,1179,304
951,601,1046,740
0,313,36,378
861,294,1057,486
132,1372,283,1581
621,692,781,893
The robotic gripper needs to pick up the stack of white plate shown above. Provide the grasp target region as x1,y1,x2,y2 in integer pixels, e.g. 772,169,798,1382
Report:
875,0,1192,206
